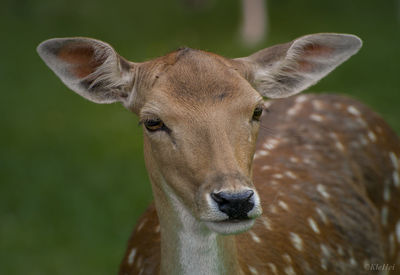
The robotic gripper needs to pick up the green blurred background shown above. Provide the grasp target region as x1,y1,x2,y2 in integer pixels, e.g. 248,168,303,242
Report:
1,0,399,274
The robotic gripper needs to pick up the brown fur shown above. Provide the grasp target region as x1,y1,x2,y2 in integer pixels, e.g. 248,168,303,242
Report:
119,94,400,275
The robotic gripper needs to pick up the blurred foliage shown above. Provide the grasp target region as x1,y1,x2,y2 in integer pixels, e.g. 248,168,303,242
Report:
0,0,399,274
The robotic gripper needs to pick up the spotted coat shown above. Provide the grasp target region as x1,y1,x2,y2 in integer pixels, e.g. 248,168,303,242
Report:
119,94,400,275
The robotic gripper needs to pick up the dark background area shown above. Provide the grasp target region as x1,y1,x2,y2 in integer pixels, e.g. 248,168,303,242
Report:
1,0,399,274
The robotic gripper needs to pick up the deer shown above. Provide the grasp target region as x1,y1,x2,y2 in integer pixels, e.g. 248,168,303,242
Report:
37,33,400,275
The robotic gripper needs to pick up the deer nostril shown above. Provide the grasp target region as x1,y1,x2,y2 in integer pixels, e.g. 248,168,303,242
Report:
211,190,255,220
210,192,227,204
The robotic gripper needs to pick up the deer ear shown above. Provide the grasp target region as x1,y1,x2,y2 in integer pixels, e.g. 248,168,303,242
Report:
234,33,362,98
37,37,135,104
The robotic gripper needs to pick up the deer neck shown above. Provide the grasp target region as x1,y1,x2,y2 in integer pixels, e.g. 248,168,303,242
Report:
151,178,241,275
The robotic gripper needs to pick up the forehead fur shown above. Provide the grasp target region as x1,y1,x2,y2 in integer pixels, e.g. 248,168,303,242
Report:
154,48,254,104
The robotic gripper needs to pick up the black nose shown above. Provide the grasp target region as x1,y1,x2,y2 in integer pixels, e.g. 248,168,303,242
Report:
211,190,255,220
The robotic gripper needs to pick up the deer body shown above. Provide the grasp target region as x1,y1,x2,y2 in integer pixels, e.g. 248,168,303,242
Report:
37,33,400,274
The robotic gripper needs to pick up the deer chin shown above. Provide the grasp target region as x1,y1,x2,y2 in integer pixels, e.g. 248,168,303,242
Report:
204,218,256,235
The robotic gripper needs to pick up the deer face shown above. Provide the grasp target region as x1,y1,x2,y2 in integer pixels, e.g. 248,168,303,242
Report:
37,33,361,235
139,49,264,234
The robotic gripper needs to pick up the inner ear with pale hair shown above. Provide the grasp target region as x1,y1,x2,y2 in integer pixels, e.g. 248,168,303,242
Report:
37,38,136,105
233,33,362,99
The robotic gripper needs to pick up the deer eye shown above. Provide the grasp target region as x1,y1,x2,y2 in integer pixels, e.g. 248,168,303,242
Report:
144,119,166,132
252,107,263,121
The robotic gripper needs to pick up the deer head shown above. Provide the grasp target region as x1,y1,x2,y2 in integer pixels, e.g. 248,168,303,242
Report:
37,33,361,235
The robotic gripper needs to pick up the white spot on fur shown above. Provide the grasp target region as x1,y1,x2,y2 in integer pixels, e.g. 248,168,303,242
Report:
285,171,297,179
261,165,271,171
308,217,320,234
262,217,272,230
303,158,316,166
384,184,391,202
270,180,278,186
248,265,258,275
292,184,301,190
135,255,143,269
335,141,345,152
278,200,289,211
320,258,328,271
127,248,137,265
249,231,261,243
282,253,292,263
367,131,376,142
337,245,344,256
264,101,273,108
273,173,283,179
267,263,278,275
269,205,277,214
396,220,400,244
302,261,312,273
284,266,296,275
305,144,314,150
254,150,268,159
289,157,299,163
312,99,324,110
381,206,389,226
316,207,328,224
137,218,147,231
329,132,338,139
258,150,269,156
349,257,357,266
296,95,308,103
389,152,398,169
287,106,300,116
290,232,303,251
357,117,368,128
287,98,306,116
393,171,400,187
334,103,343,109
310,114,324,122
317,184,330,199
263,138,279,150
347,105,361,116
320,244,331,257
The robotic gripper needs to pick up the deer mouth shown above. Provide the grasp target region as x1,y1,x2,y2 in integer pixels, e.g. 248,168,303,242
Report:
204,218,256,235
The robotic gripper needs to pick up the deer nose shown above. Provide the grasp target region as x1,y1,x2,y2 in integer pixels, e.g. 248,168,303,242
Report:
211,190,255,220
